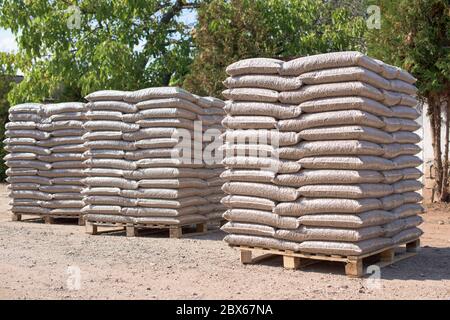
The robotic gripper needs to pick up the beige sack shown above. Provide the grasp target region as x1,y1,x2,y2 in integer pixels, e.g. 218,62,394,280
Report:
391,106,420,120
300,97,393,117
274,170,384,187
224,101,301,119
391,227,422,245
299,125,394,144
125,87,197,104
279,82,384,104
224,209,299,229
220,169,276,183
297,184,394,199
391,203,424,219
222,116,277,129
274,197,382,216
222,156,301,173
223,129,300,146
280,51,382,75
391,131,421,144
223,74,303,91
221,222,276,237
298,66,390,89
298,210,393,228
222,88,279,102
136,98,204,114
275,225,384,242
226,58,283,76
278,110,384,132
222,181,299,201
220,195,276,211
381,143,421,158
299,156,394,170
224,234,302,251
298,238,392,256
279,140,384,160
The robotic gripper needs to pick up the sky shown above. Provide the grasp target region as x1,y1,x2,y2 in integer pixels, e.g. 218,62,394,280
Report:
0,28,17,53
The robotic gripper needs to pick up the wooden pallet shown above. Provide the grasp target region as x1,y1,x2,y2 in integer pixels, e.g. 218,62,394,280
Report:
44,215,85,226
12,213,85,226
85,220,208,238
233,238,420,278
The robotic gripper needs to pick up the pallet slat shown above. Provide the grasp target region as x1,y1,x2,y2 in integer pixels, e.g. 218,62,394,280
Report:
85,220,208,238
232,238,420,278
12,213,84,225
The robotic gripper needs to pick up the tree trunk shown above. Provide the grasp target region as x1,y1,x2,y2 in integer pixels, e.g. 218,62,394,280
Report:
161,72,173,86
442,97,450,201
429,95,443,201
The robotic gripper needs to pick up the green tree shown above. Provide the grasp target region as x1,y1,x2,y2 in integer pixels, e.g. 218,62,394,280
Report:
0,78,10,181
366,0,450,201
183,0,367,96
0,0,202,104
0,52,18,180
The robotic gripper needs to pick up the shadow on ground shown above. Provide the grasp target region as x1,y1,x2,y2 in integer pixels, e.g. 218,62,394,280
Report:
240,246,450,281
82,225,226,241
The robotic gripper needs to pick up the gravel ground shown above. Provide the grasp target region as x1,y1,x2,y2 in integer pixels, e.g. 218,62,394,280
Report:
0,184,449,300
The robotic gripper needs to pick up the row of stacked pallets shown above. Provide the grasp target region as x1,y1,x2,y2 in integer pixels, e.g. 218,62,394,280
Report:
4,52,423,276
5,88,225,237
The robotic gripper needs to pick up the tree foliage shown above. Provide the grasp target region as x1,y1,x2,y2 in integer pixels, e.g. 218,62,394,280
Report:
0,0,200,104
0,53,17,180
183,0,367,96
366,0,450,201
366,0,450,98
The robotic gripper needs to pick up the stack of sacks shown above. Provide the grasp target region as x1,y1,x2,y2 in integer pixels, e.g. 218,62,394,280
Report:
37,103,87,219
81,90,140,224
221,52,423,256
197,95,227,223
4,103,52,217
121,87,214,226
82,87,224,228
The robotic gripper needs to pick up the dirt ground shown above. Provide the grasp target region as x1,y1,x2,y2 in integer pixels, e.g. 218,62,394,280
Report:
0,183,449,300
